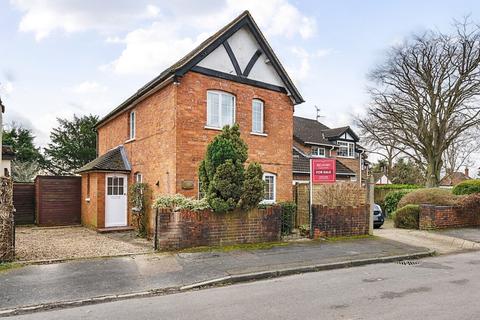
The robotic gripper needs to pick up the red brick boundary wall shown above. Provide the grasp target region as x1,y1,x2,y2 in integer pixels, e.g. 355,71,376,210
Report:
156,207,281,250
312,204,369,238
419,205,480,230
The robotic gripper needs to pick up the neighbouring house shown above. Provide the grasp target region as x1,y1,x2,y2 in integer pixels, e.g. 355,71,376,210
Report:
439,168,471,187
1,146,15,177
78,11,303,234
373,172,392,185
292,116,367,184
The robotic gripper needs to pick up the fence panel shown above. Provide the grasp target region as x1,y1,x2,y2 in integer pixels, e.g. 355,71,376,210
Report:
13,183,35,225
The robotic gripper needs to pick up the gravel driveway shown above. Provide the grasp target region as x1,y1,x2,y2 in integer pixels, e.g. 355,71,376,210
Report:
15,226,153,262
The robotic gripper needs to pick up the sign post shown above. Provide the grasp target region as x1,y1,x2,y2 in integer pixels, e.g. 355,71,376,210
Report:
309,158,336,238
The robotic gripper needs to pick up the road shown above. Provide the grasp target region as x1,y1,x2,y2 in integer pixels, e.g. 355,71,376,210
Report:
9,251,480,320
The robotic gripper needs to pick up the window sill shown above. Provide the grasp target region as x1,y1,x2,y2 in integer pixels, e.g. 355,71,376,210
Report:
336,155,355,159
125,138,136,144
260,200,276,205
204,125,222,131
250,132,268,137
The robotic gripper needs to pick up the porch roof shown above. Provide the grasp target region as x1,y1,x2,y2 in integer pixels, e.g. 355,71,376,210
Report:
76,145,131,173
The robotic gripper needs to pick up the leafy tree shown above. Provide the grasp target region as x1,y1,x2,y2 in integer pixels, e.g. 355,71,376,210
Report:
2,124,42,163
390,158,425,185
358,19,480,187
43,114,98,175
199,124,264,212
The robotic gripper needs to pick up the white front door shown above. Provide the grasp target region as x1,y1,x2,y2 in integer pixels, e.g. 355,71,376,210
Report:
105,174,128,227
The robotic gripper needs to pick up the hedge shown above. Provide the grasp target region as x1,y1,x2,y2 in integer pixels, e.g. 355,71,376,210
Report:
393,205,420,229
452,180,480,195
397,188,459,208
384,190,412,217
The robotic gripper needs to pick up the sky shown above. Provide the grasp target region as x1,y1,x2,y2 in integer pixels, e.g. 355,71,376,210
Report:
1,0,480,151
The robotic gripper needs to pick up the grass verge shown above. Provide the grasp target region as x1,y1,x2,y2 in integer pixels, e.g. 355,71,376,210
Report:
0,262,22,273
178,241,291,253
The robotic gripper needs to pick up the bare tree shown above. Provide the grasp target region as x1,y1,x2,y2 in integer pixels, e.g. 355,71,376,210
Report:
358,19,480,187
443,129,480,175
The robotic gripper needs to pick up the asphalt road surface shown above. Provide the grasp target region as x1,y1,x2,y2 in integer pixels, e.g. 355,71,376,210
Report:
10,251,480,320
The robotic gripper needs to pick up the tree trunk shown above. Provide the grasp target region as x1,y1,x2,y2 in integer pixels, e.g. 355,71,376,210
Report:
425,158,442,187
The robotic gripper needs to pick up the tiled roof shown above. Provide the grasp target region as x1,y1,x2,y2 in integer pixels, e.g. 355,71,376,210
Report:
2,145,15,160
76,146,131,173
292,147,356,176
293,116,360,146
293,117,332,146
439,172,471,186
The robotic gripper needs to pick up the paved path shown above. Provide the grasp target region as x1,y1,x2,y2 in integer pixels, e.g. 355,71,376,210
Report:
9,250,480,320
0,238,427,312
375,222,480,254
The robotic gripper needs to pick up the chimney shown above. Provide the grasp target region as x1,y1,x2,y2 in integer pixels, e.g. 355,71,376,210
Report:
465,167,469,178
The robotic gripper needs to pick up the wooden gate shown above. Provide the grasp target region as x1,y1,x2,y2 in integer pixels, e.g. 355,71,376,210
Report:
293,183,310,228
13,183,35,225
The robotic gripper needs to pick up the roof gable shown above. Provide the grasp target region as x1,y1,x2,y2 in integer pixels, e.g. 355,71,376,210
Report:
97,11,303,128
293,116,360,146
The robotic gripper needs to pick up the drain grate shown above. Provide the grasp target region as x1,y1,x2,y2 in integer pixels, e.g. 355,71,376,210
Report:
396,260,420,266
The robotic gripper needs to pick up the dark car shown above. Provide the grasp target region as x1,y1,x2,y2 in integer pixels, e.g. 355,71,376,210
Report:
373,204,384,228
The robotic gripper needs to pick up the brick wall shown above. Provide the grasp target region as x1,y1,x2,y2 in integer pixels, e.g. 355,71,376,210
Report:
312,204,369,238
156,206,281,250
419,205,480,230
81,172,106,229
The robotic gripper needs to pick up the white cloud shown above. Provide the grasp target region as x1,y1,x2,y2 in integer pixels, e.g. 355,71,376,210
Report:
287,47,333,84
11,0,160,41
0,81,14,95
71,81,107,94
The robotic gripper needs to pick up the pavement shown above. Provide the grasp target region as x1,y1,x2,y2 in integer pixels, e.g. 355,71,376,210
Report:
8,250,480,320
0,237,430,316
375,221,480,254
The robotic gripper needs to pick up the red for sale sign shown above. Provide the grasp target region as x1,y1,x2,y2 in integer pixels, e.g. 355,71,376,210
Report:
311,158,336,184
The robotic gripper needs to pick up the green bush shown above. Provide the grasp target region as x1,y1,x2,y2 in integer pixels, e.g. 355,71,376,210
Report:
199,124,264,213
153,194,210,212
397,188,459,208
375,184,423,190
239,163,265,210
279,201,296,235
452,180,480,195
384,190,411,217
393,205,420,229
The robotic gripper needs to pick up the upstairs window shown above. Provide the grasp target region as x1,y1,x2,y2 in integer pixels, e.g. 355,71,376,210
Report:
311,146,326,157
134,172,143,183
262,173,276,204
337,141,355,158
129,111,136,140
207,91,235,128
252,99,264,133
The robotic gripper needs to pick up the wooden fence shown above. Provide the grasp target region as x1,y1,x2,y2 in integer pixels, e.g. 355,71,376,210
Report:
35,176,81,227
13,183,35,225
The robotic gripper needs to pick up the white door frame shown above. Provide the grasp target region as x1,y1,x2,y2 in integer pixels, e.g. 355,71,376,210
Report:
105,173,128,227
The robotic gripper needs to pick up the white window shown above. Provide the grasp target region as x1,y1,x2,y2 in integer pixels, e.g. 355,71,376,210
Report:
207,91,235,128
252,99,264,133
107,176,125,196
311,146,326,157
337,141,355,158
262,173,276,204
134,172,143,183
129,111,136,140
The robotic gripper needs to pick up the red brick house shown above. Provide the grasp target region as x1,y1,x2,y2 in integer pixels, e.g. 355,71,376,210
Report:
77,11,303,233
292,116,367,184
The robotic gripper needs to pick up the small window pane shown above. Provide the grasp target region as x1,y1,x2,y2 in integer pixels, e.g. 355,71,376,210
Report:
221,94,234,126
107,186,113,195
207,92,220,127
252,100,263,133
